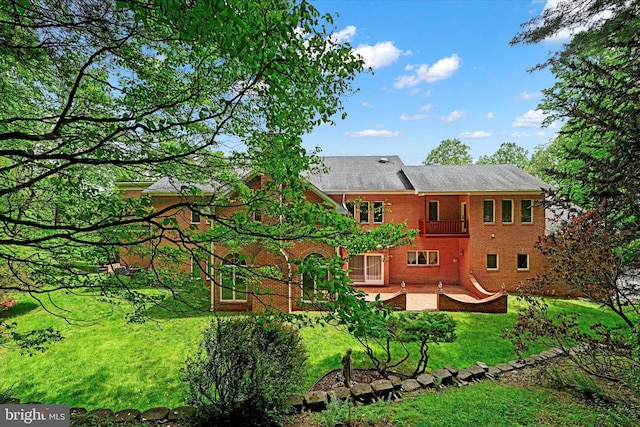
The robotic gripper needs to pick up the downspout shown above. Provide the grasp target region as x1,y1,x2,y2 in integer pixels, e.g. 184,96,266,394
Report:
280,248,292,314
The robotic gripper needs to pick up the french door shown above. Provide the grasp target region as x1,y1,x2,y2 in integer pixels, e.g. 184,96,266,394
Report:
349,254,384,284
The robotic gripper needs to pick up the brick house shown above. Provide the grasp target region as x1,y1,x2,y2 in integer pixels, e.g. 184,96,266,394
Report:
118,155,552,313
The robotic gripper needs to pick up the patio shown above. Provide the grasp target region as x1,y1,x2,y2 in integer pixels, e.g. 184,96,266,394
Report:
358,283,480,311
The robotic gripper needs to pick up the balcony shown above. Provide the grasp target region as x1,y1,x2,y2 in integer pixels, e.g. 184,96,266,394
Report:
419,219,469,236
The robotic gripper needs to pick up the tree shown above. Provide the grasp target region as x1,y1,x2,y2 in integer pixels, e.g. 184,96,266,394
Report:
526,138,561,184
507,207,639,387
477,142,529,169
422,138,473,166
508,0,640,398
0,0,415,339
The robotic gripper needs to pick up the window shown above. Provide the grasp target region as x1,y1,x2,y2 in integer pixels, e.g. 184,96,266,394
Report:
517,254,529,270
521,199,533,223
428,201,439,221
373,201,384,223
487,254,498,270
220,254,247,301
502,200,513,223
483,200,495,223
252,210,262,222
346,200,355,218
359,201,369,224
302,254,329,302
191,209,200,224
407,250,439,266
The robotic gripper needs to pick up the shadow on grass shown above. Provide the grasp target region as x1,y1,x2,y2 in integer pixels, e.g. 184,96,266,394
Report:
1,302,40,319
143,285,214,320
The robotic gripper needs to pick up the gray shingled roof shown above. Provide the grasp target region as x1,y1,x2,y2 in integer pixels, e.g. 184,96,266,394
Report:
305,156,414,193
402,164,551,193
143,176,220,194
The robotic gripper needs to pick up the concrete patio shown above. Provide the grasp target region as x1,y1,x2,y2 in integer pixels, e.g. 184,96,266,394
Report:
358,283,480,311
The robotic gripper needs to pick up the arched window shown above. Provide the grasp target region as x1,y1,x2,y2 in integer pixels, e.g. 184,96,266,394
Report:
302,253,329,302
220,254,247,301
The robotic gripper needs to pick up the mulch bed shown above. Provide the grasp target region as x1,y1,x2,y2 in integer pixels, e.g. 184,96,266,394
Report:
311,369,404,392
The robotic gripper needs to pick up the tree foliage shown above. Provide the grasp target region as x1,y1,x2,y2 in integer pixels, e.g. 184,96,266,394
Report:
509,0,640,396
0,0,418,339
422,138,473,166
477,142,529,169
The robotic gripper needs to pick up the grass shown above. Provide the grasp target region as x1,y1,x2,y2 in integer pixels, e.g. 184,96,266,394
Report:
0,288,632,412
331,380,633,427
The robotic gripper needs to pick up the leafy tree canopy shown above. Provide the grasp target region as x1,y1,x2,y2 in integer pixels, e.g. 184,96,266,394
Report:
422,138,473,166
0,0,415,341
477,142,529,169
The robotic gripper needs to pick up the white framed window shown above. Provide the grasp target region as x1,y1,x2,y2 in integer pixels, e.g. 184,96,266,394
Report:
487,254,498,270
191,209,201,224
483,200,495,223
502,199,513,223
359,201,370,224
521,199,533,224
407,250,439,266
346,200,356,219
373,201,384,223
220,254,247,301
517,254,529,270
428,201,439,221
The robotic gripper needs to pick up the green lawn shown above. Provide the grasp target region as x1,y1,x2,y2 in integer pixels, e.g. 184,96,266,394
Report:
335,381,631,427
0,288,630,412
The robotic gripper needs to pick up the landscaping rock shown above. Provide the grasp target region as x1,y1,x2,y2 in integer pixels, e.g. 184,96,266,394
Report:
433,368,453,386
508,360,525,369
444,365,459,377
114,409,140,423
524,357,537,366
168,406,195,422
416,373,435,388
387,375,403,390
371,379,394,400
487,366,502,378
90,408,113,420
495,363,513,372
476,361,489,371
350,383,374,403
328,387,351,401
467,364,486,379
141,407,170,422
457,369,473,382
401,379,421,392
70,408,87,418
304,390,328,411
540,351,556,359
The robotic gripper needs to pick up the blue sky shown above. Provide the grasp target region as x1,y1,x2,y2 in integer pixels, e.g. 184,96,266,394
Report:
302,0,567,165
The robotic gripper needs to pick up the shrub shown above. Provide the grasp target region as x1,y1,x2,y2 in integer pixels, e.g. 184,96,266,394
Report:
182,316,307,426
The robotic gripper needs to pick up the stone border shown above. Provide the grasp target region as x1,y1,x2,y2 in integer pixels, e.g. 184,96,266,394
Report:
293,347,566,413
5,347,567,423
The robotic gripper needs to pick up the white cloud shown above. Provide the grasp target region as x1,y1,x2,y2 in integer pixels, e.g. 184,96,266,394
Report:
459,131,492,138
394,54,461,88
518,91,541,100
513,131,546,138
419,104,435,111
361,102,375,108
486,112,496,119
512,109,547,128
331,25,357,44
353,41,406,69
440,109,467,123
400,113,429,121
346,129,401,138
